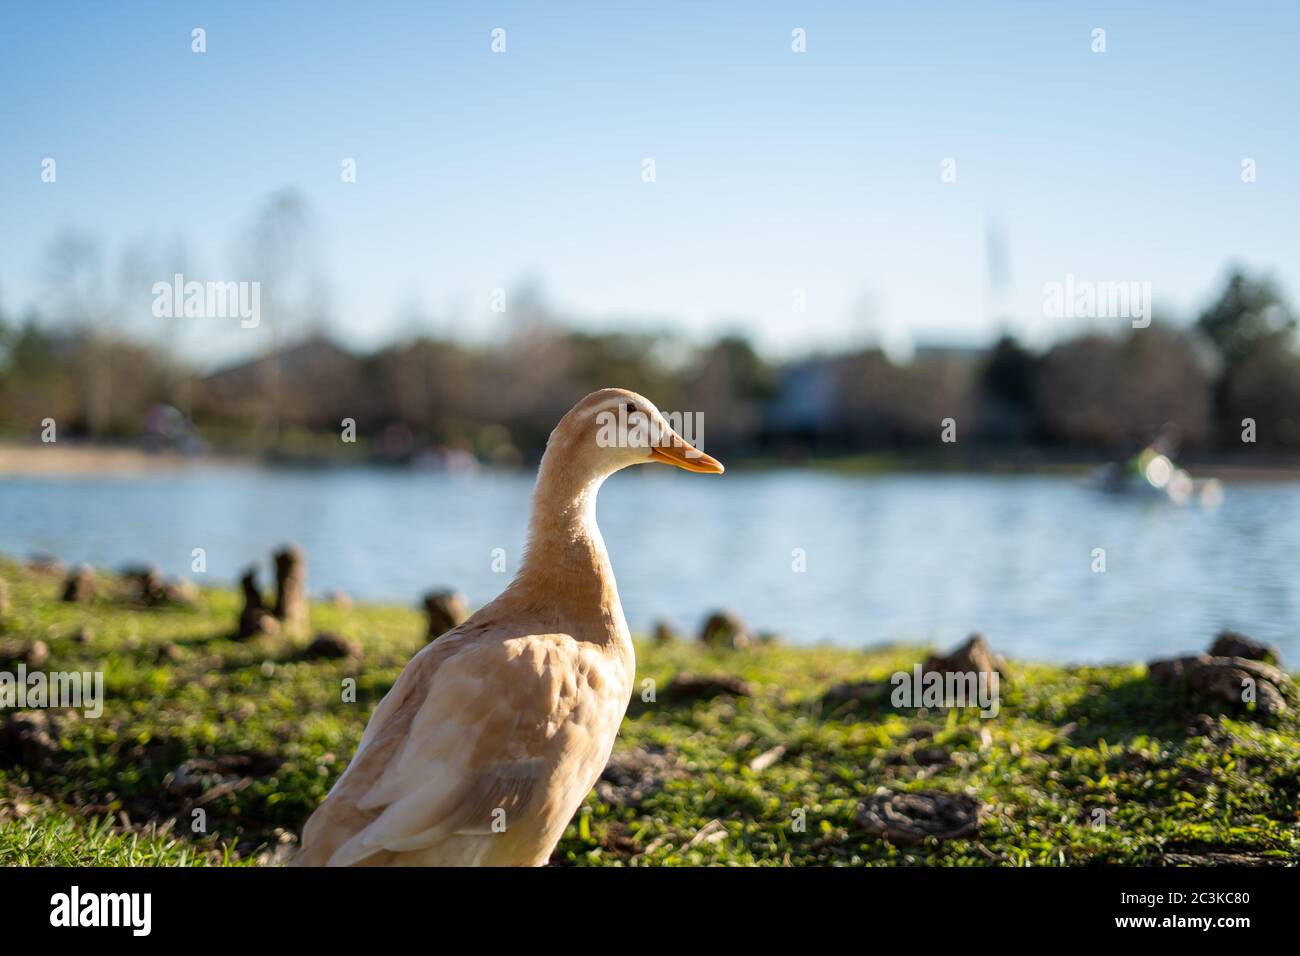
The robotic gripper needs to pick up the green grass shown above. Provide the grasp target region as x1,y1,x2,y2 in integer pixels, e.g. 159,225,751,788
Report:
0,805,243,866
1,557,1298,866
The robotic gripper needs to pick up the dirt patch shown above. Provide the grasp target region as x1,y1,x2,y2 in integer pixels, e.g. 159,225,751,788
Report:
0,711,62,769
659,672,754,703
596,744,681,808
857,788,985,846
163,752,284,805
822,679,887,707
301,632,362,661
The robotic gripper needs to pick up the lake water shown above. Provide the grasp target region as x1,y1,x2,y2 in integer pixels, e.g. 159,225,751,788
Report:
2,466,1297,663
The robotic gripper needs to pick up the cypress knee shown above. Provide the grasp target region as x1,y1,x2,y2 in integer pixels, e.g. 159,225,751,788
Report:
273,546,309,634
238,567,279,639
423,589,469,642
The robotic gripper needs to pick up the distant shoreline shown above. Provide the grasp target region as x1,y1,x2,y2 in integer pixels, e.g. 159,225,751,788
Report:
3,439,1300,482
0,442,252,476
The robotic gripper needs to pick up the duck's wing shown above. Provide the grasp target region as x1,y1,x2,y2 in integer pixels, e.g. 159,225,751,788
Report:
295,628,592,866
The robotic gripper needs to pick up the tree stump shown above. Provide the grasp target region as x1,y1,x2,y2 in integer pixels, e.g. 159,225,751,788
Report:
423,589,469,642
61,565,97,603
162,578,199,606
699,609,751,649
1148,653,1292,718
128,566,166,605
238,568,279,639
924,634,1006,680
303,632,362,661
1208,630,1281,666
0,638,48,669
273,546,309,634
652,619,679,645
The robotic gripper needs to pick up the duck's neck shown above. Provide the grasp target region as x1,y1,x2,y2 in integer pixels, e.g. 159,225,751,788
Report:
512,449,623,633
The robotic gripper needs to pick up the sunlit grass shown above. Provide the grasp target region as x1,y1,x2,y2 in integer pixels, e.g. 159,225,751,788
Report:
1,556,1297,866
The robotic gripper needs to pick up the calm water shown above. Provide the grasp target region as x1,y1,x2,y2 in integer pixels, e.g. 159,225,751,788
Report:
2,466,1298,663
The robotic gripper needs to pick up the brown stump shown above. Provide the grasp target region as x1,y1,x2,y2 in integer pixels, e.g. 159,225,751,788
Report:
273,546,309,634
1148,653,1291,718
238,568,279,639
1208,630,1281,666
120,564,199,608
0,638,48,669
162,578,199,606
124,566,195,607
61,565,97,603
924,634,1006,680
652,619,679,645
699,609,751,649
303,632,362,661
423,589,469,642
156,641,183,664
127,566,166,605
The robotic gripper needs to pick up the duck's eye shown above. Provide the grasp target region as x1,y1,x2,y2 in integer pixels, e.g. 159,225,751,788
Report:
619,403,636,416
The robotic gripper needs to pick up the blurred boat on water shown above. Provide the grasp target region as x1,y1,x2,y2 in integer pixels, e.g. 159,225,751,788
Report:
1088,445,1223,508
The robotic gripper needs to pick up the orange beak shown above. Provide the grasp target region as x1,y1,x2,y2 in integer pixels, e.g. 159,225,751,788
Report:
649,433,725,474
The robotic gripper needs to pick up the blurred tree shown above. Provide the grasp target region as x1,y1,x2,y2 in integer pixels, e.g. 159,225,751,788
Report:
41,230,115,435
1196,268,1295,367
239,189,323,448
682,336,777,453
976,334,1038,443
0,319,74,434
1223,346,1300,449
1037,327,1210,450
828,349,904,448
981,335,1036,407
1196,269,1298,446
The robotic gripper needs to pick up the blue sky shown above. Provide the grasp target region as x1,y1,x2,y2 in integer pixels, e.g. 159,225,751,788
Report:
3,1,1298,365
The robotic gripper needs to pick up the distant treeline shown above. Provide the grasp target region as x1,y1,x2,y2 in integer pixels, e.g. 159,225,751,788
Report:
1,269,1297,463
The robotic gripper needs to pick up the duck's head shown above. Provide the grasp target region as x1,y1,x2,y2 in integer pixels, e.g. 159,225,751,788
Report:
545,388,724,480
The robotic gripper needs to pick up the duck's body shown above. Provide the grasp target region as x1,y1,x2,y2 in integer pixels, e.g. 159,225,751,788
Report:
294,388,721,866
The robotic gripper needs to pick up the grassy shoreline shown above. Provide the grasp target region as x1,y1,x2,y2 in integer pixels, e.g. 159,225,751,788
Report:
1,558,1297,866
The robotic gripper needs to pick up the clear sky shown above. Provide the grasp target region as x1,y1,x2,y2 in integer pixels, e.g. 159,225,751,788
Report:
3,1,1298,365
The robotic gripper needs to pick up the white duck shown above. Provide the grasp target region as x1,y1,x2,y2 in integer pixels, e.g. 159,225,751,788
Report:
294,388,723,866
